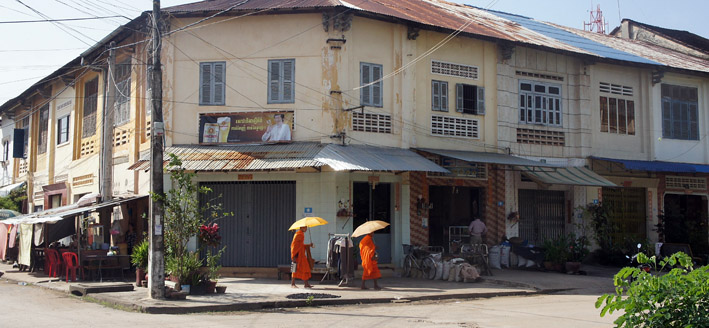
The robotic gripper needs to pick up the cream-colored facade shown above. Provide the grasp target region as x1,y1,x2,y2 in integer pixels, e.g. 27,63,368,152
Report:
3,0,709,269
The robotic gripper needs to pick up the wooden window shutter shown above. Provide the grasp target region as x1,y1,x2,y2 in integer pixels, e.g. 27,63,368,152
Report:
213,62,225,105
456,83,464,113
269,60,281,103
361,63,371,105
282,59,294,102
441,81,448,111
477,86,485,115
372,64,382,106
432,81,439,110
200,63,212,104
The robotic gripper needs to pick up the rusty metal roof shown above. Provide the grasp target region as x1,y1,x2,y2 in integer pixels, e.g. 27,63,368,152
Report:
488,10,660,65
165,0,592,55
128,142,448,173
316,143,449,172
165,142,324,171
553,24,709,73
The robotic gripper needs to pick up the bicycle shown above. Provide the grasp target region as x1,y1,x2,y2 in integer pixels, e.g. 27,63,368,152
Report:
402,244,443,279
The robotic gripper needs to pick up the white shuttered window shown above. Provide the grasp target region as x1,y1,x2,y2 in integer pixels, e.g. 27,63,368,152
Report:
268,59,295,103
360,62,382,107
199,62,225,106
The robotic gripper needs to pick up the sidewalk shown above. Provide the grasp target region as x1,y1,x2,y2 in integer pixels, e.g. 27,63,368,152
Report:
0,261,616,314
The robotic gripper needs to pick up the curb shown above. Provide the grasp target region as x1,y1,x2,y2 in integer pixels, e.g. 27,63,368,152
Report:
92,289,557,314
3,269,570,315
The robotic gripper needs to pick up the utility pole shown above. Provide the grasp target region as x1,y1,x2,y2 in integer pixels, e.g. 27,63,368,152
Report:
101,41,116,203
148,0,165,299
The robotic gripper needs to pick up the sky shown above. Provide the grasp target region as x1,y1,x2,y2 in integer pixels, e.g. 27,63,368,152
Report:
1,0,708,105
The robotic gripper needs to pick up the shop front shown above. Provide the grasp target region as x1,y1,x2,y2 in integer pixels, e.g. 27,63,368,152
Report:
134,142,447,270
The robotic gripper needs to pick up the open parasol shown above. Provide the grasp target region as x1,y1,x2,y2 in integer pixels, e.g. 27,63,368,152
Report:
352,220,390,237
288,217,329,231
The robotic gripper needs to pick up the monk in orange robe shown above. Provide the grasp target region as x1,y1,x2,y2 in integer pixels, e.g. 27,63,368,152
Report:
359,233,382,290
290,226,313,288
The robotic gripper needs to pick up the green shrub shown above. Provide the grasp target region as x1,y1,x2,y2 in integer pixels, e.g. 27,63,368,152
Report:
596,252,709,327
542,234,570,263
131,238,149,270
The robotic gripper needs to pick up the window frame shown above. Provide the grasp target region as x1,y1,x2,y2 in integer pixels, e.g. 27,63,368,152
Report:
661,84,699,141
38,104,49,154
199,61,226,106
267,59,295,104
2,139,9,162
57,114,70,145
431,80,448,112
82,77,99,138
21,116,29,158
455,83,485,115
518,80,562,127
360,62,383,107
114,58,131,126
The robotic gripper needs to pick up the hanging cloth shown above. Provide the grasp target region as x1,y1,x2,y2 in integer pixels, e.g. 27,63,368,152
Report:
18,223,33,267
8,224,17,248
34,224,44,246
0,223,8,260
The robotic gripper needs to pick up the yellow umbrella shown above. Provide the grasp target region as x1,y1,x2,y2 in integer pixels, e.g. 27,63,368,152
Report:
288,217,329,231
352,220,390,237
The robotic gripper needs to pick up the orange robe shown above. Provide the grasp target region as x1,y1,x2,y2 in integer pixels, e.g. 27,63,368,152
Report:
290,230,311,281
359,234,381,280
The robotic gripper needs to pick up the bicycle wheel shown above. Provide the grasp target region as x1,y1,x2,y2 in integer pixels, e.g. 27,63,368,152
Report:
403,255,413,278
422,257,437,280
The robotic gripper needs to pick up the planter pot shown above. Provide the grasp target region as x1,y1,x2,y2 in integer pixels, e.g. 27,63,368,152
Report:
141,280,148,288
552,262,565,273
215,285,227,294
543,261,554,271
190,283,207,295
171,291,188,300
206,280,217,294
565,261,581,274
180,284,191,294
136,268,145,287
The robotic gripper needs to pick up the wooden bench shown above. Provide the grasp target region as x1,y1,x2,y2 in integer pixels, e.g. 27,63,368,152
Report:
660,243,703,265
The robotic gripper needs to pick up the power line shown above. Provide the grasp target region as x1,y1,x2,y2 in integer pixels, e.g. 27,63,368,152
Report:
14,0,98,46
0,15,125,24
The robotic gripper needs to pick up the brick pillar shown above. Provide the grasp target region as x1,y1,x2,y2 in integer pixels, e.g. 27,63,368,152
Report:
409,172,429,245
486,165,506,245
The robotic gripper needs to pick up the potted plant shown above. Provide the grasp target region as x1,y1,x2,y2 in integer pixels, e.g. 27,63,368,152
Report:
566,233,589,273
166,251,202,294
131,238,149,287
153,154,232,296
542,234,570,272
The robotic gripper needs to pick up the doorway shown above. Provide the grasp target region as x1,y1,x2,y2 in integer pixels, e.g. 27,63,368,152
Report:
428,186,482,250
353,182,392,263
519,189,565,245
663,194,708,256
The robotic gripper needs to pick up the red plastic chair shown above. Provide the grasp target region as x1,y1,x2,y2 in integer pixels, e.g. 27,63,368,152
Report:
45,249,63,278
62,252,82,282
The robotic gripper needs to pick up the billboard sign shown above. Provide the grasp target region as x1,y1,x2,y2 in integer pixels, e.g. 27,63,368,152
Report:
199,111,294,144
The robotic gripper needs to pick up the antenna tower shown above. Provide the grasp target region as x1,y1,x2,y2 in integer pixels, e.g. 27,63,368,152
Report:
584,4,608,34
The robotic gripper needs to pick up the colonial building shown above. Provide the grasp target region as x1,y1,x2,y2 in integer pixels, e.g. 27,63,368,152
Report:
2,0,707,271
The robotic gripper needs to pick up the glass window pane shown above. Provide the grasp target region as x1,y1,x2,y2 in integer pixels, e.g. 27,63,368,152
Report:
618,99,627,134
600,96,608,132
627,101,635,135
609,98,617,133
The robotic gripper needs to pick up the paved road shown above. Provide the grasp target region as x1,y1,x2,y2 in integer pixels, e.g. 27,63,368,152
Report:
1,279,619,327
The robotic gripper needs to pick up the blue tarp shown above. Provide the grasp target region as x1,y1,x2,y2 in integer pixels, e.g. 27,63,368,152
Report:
593,157,709,173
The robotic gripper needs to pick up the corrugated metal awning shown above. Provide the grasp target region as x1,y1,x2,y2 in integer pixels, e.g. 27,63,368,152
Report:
592,157,709,173
417,148,555,167
519,166,616,187
129,142,448,173
2,195,147,225
129,143,326,171
0,182,26,197
316,144,448,173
